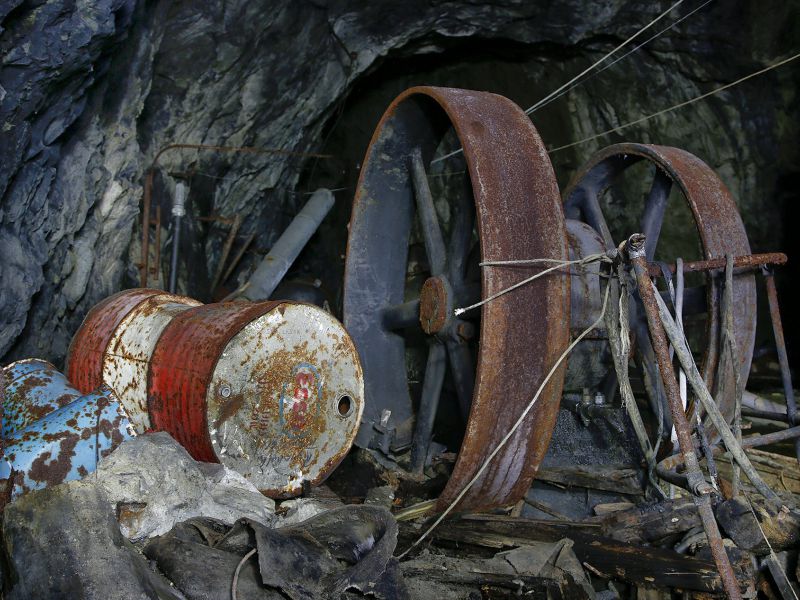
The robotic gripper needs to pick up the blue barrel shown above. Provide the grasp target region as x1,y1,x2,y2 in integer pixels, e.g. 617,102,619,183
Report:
1,361,135,499
3,359,80,437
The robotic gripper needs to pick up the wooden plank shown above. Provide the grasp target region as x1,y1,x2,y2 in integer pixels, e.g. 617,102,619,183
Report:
401,564,586,599
536,465,645,495
433,516,722,593
599,497,701,545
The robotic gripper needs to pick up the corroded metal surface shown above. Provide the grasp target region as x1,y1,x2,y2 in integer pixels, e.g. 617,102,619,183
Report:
563,143,757,427
148,301,364,497
67,288,165,393
419,277,450,335
0,362,135,499
102,293,200,433
647,252,787,278
4,359,80,436
66,289,199,433
343,86,569,512
628,235,743,600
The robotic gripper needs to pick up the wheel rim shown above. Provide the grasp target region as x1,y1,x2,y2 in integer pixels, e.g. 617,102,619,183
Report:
563,143,756,433
344,86,570,511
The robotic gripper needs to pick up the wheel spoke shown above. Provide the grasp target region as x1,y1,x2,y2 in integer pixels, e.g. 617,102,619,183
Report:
640,170,672,261
381,300,420,330
409,342,447,473
410,149,447,276
446,334,475,421
448,176,474,282
581,192,615,250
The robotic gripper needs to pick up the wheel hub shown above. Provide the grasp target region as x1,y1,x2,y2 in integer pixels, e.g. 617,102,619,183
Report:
419,276,452,335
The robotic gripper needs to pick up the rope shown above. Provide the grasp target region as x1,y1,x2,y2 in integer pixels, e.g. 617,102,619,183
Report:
431,0,689,164
397,276,612,558
231,548,256,600
526,0,714,117
604,258,666,499
454,254,611,316
548,51,800,154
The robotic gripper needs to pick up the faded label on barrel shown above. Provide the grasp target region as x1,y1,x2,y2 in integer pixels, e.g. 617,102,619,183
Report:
207,303,364,497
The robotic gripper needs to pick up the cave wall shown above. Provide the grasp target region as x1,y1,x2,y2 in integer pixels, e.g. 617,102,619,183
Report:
0,0,798,367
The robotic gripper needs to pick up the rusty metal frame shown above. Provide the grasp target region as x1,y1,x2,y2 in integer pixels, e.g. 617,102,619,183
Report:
343,86,569,512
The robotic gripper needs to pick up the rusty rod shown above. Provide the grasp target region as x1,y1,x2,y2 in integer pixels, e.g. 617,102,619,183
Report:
762,268,800,464
138,143,332,286
743,425,800,449
139,169,156,286
628,233,743,600
152,204,161,280
647,252,787,279
210,214,242,294
220,232,256,288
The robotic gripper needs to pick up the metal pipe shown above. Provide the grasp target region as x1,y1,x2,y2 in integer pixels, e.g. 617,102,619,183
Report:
241,188,334,301
138,143,332,287
742,425,800,449
762,268,800,463
210,214,242,294
627,233,743,600
647,252,787,278
168,182,187,294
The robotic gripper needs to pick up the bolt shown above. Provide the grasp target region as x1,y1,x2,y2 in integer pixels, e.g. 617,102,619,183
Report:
219,384,232,398
457,322,475,341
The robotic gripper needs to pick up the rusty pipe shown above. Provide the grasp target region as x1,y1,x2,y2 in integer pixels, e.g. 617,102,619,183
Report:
647,253,787,279
140,169,156,286
628,233,743,600
762,268,800,464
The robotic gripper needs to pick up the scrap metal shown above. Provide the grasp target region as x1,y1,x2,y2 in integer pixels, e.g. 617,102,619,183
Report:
627,234,743,600
1,360,135,498
563,143,757,436
67,289,364,498
763,267,800,463
343,86,570,512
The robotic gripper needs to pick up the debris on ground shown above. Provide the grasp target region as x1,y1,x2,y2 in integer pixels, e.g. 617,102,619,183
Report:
2,85,800,599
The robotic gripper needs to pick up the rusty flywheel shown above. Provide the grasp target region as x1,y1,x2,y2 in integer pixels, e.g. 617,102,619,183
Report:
563,143,757,437
343,86,570,512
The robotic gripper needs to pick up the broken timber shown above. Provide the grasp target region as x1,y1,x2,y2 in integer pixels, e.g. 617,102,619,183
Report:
424,514,724,593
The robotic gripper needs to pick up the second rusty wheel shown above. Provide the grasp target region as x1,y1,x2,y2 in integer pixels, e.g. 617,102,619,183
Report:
562,143,757,437
343,86,569,512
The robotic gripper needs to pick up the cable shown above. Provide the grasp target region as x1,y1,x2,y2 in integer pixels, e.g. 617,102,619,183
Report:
397,272,612,558
454,254,610,316
547,51,800,154
432,0,688,164
528,0,713,117
524,0,687,115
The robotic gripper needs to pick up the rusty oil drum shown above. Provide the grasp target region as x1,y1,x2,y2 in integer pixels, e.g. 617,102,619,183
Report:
67,289,365,498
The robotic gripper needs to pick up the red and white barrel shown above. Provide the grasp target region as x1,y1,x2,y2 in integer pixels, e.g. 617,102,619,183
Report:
67,289,200,433
67,289,364,497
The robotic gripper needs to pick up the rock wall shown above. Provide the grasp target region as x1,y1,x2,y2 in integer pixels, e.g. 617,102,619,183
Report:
1,0,797,366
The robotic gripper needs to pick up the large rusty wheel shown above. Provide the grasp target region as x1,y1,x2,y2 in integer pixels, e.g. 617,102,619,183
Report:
343,86,569,512
563,143,757,435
